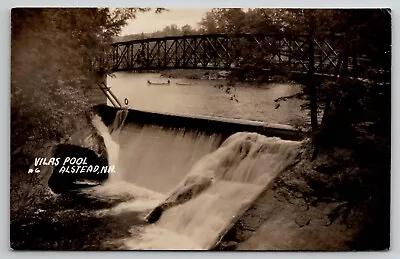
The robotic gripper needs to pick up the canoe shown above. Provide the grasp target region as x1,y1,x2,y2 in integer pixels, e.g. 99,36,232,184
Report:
149,82,170,85
148,80,170,85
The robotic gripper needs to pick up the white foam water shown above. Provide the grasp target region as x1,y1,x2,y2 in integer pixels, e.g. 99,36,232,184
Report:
125,225,202,250
89,111,164,206
92,114,121,181
116,124,223,194
81,180,164,203
121,132,300,250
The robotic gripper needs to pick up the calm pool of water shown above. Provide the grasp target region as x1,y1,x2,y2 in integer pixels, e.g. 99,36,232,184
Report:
107,72,307,125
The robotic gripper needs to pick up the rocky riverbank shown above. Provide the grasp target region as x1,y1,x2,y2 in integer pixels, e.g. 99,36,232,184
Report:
215,141,390,251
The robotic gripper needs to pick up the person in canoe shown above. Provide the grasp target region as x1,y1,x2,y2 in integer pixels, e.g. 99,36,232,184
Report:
147,79,171,85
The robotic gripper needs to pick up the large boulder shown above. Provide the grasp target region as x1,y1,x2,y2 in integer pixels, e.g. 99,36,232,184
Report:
48,144,108,193
146,175,213,223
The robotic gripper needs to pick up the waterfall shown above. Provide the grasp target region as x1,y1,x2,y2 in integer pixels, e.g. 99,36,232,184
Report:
91,110,127,182
116,125,223,194
120,132,301,250
86,109,165,203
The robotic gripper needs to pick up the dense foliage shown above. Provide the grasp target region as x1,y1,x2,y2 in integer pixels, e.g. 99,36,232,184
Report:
11,8,162,173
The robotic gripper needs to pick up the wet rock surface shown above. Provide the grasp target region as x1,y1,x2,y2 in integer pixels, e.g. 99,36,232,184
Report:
214,145,389,251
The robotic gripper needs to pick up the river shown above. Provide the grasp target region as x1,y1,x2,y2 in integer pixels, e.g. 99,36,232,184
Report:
107,72,307,126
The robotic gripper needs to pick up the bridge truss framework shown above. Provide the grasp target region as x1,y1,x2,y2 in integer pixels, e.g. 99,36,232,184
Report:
111,33,385,81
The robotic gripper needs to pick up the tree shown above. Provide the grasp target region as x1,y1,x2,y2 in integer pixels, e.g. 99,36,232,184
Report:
198,11,219,33
11,8,163,173
269,9,391,151
210,8,247,34
181,24,194,35
162,24,181,36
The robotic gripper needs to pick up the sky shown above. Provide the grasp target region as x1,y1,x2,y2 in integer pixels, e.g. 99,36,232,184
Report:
120,8,211,35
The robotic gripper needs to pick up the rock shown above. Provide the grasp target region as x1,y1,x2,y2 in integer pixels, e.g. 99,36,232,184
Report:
146,205,164,224
295,215,311,227
47,144,108,193
314,164,341,174
145,175,213,223
298,202,309,212
218,241,238,251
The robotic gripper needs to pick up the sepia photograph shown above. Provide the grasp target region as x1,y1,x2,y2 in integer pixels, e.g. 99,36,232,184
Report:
10,7,391,251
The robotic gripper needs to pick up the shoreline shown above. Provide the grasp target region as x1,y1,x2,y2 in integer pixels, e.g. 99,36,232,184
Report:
129,68,296,86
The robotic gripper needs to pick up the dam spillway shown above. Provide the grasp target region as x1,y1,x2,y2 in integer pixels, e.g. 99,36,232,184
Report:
88,105,303,249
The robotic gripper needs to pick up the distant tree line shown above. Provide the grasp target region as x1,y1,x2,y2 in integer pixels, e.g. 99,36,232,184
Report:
114,23,200,42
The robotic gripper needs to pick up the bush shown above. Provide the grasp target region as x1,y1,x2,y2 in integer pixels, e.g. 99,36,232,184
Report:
317,78,390,151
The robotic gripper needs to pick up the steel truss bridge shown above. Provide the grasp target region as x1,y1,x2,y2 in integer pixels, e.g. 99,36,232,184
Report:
111,33,383,80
